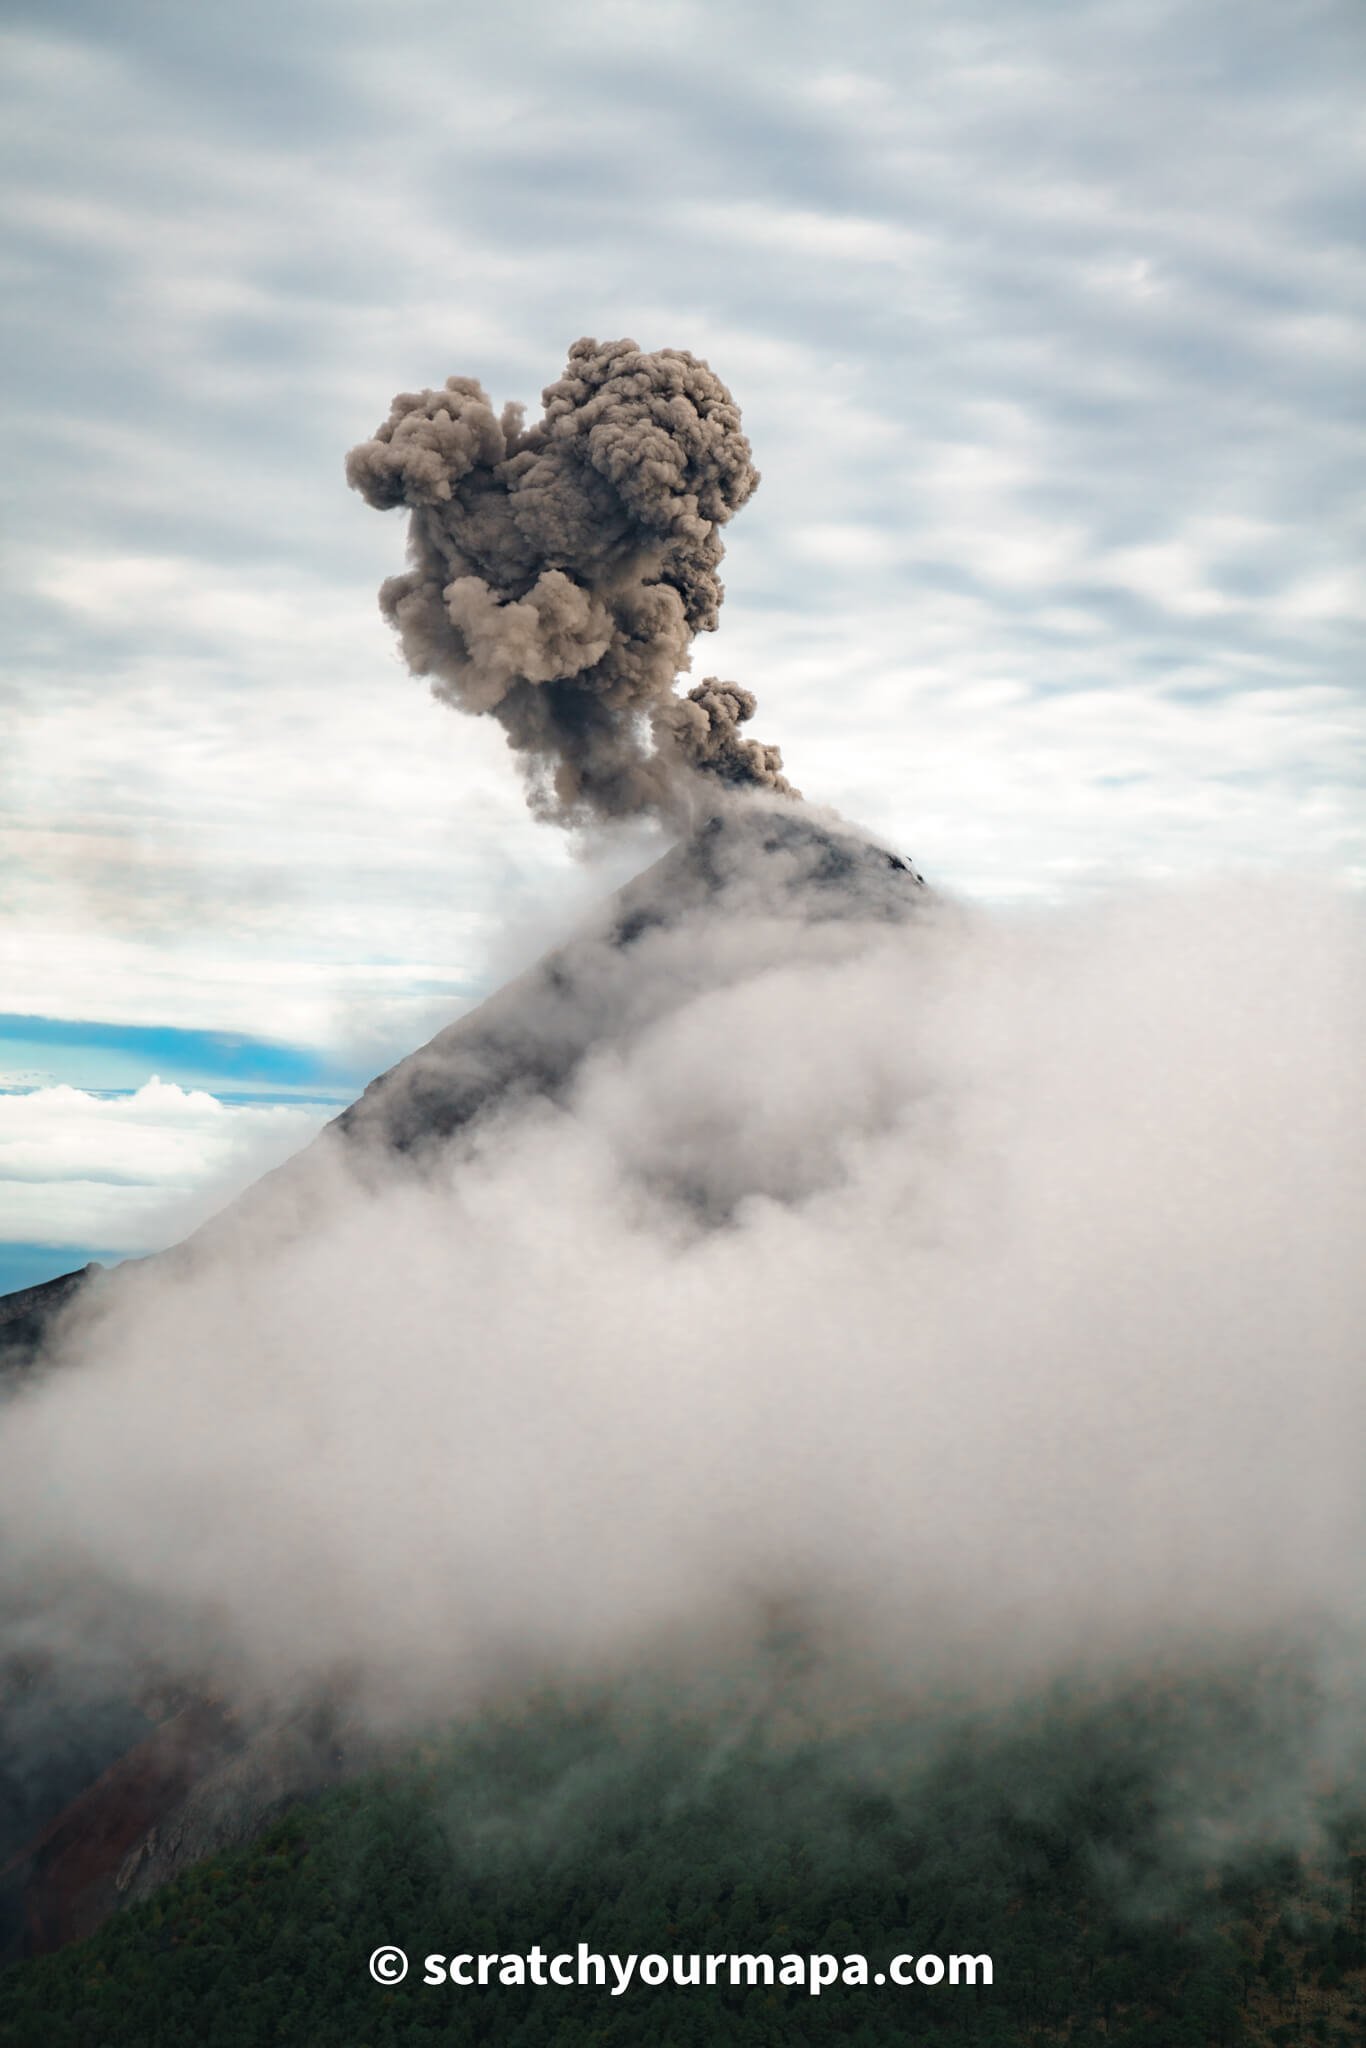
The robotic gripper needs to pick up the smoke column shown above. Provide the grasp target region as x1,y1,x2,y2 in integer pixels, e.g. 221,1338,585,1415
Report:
346,337,792,823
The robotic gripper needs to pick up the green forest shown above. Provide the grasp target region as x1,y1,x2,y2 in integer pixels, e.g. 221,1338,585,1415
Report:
3,1664,1364,2046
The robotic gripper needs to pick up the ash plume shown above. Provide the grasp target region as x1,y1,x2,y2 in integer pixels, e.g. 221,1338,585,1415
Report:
346,336,794,824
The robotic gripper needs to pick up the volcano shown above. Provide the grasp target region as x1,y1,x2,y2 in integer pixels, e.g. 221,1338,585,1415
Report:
2,806,921,1383
0,804,924,1957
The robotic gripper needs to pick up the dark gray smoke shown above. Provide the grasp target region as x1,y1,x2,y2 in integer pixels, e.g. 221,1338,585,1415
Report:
346,337,793,824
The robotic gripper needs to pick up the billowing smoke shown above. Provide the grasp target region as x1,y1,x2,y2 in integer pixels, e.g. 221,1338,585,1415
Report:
345,337,792,823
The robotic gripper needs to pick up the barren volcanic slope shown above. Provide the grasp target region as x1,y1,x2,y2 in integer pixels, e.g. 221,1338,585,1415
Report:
1,808,918,1385
0,804,923,1958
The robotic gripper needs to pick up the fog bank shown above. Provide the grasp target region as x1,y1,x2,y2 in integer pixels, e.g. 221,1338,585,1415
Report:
1,826,1360,1744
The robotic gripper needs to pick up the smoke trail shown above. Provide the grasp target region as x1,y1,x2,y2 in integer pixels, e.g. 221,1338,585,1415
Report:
345,337,793,824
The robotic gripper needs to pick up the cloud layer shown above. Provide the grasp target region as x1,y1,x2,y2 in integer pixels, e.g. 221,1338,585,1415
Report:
2,835,1360,1741
0,1079,330,1252
2,0,1362,1072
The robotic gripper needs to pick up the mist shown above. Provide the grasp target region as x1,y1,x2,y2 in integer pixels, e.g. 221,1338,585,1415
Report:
1,816,1361,1786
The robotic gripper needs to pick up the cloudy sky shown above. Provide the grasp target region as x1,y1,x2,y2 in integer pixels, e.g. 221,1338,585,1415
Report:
2,0,1362,1295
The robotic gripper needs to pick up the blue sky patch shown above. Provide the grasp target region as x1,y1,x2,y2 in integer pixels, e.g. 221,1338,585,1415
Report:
0,1014,363,1101
0,1242,127,1298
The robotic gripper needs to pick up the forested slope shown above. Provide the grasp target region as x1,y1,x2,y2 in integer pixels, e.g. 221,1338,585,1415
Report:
4,1678,1363,2047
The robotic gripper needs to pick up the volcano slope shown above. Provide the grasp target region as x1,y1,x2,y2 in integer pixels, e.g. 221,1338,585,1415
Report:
0,802,924,1959
0,804,921,1387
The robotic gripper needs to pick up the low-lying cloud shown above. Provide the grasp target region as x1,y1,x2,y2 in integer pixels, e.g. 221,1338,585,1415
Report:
0,1077,330,1252
1,823,1361,1747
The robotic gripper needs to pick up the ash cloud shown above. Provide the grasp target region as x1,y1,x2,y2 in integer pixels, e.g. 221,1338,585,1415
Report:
346,337,793,824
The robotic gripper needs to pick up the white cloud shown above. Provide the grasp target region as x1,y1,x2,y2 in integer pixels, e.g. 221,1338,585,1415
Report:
1,843,1362,1729
682,200,927,267
0,1079,329,1250
1100,539,1239,619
